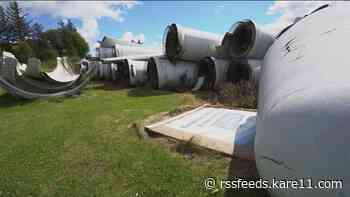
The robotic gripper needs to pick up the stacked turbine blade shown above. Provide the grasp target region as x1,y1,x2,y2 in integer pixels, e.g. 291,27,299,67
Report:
0,18,276,99
88,19,275,91
0,52,97,99
152,21,274,91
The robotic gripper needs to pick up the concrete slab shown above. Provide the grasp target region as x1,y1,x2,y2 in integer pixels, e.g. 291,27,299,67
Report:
146,106,257,160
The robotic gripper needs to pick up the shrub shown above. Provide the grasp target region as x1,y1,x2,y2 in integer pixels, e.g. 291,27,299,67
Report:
10,41,34,63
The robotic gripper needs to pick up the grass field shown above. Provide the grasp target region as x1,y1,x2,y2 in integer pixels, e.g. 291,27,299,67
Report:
0,83,234,197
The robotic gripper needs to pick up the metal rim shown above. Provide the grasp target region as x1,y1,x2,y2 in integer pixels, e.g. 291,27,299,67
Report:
164,23,182,62
198,57,216,90
147,57,160,89
228,20,256,58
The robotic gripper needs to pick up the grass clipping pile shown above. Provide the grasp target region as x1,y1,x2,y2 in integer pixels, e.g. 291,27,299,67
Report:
216,80,258,110
187,80,258,110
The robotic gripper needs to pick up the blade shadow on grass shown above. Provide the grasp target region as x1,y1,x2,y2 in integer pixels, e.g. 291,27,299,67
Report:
89,80,130,91
127,87,174,97
224,154,270,197
0,92,33,107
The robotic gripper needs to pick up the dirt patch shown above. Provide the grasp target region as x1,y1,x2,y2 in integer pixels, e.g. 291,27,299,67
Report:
137,103,249,159
131,103,226,158
91,80,130,91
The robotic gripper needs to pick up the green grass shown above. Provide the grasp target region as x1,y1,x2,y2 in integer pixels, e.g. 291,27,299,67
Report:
0,84,230,197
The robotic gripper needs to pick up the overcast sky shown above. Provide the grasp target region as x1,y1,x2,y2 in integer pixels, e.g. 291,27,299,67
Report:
1,1,334,53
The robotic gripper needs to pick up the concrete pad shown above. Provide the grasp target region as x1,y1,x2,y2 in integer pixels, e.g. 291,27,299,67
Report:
146,106,257,160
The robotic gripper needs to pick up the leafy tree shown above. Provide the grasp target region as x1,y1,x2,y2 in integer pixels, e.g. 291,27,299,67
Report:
42,29,65,55
66,19,77,32
1,2,89,61
30,22,43,40
0,43,11,53
58,19,77,32
42,28,89,58
0,5,9,43
73,32,89,57
63,30,89,57
57,20,65,30
40,47,59,62
6,1,32,42
10,41,34,62
27,39,58,61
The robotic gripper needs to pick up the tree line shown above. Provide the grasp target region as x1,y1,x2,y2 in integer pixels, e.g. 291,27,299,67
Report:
0,1,89,64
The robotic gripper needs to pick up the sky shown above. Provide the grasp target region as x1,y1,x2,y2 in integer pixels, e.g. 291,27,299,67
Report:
0,1,334,54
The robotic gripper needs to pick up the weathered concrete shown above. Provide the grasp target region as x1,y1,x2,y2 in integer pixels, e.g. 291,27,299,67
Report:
146,106,257,160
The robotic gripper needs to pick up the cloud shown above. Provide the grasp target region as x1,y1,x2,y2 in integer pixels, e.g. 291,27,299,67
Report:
2,1,140,53
148,41,162,50
120,32,146,43
262,1,332,35
78,18,99,51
